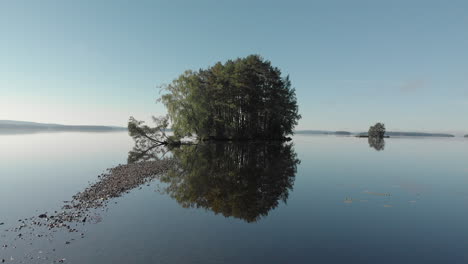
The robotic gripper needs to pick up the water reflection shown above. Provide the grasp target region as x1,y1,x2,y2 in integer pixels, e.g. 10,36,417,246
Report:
4,140,299,254
128,141,166,163
155,142,300,222
368,137,385,151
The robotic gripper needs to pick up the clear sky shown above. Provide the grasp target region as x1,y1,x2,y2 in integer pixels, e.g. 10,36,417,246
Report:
1,0,467,133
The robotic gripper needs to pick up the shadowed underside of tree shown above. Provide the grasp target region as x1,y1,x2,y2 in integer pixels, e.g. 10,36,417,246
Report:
160,55,301,141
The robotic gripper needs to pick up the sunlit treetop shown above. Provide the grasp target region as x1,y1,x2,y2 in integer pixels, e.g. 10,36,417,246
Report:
160,55,301,140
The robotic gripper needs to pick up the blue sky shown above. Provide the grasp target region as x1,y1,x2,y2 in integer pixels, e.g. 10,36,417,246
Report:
1,0,467,132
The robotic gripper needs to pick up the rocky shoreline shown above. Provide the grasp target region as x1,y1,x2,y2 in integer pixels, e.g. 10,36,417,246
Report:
2,158,176,263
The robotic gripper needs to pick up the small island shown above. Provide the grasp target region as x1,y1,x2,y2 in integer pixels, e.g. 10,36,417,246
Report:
295,130,351,136
357,131,455,138
129,55,301,143
385,132,454,137
335,131,352,136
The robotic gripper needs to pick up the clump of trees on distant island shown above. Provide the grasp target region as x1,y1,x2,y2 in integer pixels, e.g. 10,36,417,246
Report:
368,123,386,138
367,122,386,151
129,55,301,142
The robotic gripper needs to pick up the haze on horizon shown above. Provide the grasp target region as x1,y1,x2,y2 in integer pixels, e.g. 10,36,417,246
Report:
1,0,467,134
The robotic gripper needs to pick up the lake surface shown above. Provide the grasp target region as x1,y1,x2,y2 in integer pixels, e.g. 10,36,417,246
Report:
1,132,468,263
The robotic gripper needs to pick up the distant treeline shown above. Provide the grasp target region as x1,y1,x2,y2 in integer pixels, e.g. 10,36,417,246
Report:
295,130,456,138
384,132,454,137
0,120,126,134
294,130,351,135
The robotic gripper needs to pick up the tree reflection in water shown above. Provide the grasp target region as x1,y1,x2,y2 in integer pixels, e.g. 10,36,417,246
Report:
131,142,300,223
368,137,385,151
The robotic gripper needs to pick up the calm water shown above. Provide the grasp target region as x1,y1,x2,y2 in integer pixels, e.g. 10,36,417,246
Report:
1,132,468,263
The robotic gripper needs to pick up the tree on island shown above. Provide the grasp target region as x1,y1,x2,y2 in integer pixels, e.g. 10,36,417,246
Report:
368,122,386,138
128,116,180,147
158,55,301,141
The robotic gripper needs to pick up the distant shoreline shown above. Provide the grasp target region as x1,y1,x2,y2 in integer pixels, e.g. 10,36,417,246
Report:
0,121,464,138
0,120,127,135
295,130,458,138
355,135,390,138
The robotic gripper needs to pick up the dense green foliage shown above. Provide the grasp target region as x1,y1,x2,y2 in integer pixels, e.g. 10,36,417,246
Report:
127,116,180,148
368,122,386,138
158,142,300,222
160,55,301,140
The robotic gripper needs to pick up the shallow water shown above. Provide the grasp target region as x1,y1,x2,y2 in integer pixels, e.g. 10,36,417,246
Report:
1,132,468,263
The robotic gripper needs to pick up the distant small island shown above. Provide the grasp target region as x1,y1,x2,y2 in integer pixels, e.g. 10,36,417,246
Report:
295,130,456,138
465,135,468,138
358,132,454,137
295,130,352,136
0,120,127,134
383,132,455,137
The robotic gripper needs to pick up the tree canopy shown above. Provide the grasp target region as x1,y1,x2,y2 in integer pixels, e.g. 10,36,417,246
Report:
368,122,386,138
160,55,301,140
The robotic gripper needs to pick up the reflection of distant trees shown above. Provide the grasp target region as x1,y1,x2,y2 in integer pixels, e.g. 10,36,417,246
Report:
159,142,300,223
368,137,385,151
